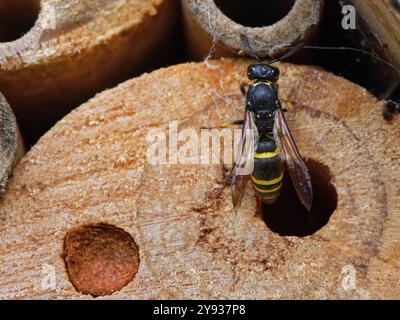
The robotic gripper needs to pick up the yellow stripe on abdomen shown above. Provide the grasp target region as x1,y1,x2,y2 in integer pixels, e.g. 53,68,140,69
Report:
252,145,283,205
254,184,282,194
253,148,280,159
252,173,283,186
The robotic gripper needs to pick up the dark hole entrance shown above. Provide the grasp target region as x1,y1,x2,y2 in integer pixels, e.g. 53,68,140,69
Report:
389,85,400,104
0,0,40,43
214,0,296,27
262,159,337,237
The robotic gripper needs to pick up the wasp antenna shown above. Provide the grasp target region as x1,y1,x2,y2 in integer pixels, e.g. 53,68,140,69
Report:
302,45,400,75
270,43,306,64
263,42,400,76
240,34,261,62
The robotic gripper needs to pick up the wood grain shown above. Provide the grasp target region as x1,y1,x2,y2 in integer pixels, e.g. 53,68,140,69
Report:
0,60,398,299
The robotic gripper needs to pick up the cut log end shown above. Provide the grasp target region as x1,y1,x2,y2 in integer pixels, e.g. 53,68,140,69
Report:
0,60,399,299
0,0,180,143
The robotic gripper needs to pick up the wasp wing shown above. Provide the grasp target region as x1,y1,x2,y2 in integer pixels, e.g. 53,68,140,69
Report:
225,111,259,211
273,108,313,211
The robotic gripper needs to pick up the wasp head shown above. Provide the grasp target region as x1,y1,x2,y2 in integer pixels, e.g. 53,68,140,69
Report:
247,63,280,82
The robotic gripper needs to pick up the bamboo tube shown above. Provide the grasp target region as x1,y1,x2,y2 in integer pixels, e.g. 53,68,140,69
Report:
0,0,180,143
0,60,398,299
0,93,25,193
342,0,400,97
182,0,324,60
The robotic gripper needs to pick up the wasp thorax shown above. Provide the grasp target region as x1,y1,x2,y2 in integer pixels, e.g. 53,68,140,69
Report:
247,63,280,82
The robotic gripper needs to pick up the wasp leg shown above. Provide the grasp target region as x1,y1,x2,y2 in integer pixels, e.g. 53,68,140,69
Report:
383,100,400,120
283,101,294,113
221,120,244,127
201,120,244,130
240,83,247,97
223,163,233,174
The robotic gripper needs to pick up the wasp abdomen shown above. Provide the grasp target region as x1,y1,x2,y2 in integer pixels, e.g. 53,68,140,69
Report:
252,139,283,205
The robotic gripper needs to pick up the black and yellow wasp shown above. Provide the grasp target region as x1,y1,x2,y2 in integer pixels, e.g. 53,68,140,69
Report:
225,35,313,212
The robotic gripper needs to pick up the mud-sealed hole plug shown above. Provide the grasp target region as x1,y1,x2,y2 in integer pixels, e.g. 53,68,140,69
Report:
63,223,140,297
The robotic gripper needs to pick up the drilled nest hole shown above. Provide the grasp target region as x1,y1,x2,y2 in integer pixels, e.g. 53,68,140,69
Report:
0,0,40,43
262,159,337,237
214,0,296,27
63,223,140,297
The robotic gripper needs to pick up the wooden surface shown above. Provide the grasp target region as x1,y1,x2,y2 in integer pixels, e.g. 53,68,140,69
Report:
182,0,323,60
0,60,399,299
0,0,180,143
0,93,25,193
